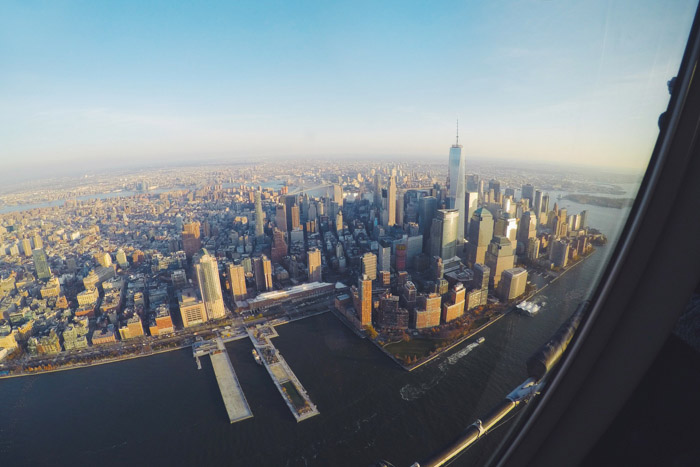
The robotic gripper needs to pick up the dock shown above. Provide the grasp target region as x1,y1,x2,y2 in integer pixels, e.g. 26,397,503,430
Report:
194,337,253,424
247,325,319,422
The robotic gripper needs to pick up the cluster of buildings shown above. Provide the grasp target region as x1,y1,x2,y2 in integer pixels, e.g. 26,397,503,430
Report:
0,134,601,364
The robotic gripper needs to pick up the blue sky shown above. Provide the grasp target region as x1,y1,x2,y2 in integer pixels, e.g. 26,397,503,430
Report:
0,0,696,174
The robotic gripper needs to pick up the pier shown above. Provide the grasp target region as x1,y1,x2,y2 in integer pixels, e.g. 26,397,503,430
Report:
193,337,253,424
247,324,320,422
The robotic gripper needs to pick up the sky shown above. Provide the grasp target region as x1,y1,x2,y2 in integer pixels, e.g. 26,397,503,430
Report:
0,0,697,177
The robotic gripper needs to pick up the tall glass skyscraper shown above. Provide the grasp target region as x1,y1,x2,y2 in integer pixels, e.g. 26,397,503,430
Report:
448,123,466,242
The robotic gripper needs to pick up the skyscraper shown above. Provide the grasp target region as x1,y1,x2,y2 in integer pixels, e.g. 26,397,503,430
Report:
275,204,287,232
270,228,288,263
396,191,405,226
418,196,438,238
291,204,301,230
182,222,201,259
465,191,478,235
429,209,459,259
361,252,377,281
484,236,515,289
254,190,265,241
228,263,247,302
307,248,322,282
358,274,372,326
374,173,383,207
194,249,226,320
386,176,397,227
377,240,391,273
521,184,535,206
253,255,273,292
534,189,543,220
517,211,537,253
21,238,32,257
467,207,494,265
283,195,296,232
32,248,51,280
448,123,467,242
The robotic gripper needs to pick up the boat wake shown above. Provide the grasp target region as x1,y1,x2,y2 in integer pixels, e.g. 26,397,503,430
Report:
400,341,481,401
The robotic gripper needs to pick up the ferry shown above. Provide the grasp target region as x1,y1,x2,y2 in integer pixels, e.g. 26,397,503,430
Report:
252,348,263,365
516,300,542,316
476,337,485,344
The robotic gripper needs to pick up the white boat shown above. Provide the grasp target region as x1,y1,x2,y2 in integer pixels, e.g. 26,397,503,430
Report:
476,337,485,344
252,348,263,365
516,300,542,316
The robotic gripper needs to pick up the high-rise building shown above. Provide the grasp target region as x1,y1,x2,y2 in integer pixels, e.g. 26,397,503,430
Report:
386,176,397,227
228,263,247,302
182,222,201,259
429,209,459,259
333,184,343,205
448,125,467,242
473,263,490,292
361,252,377,281
275,204,287,232
500,267,528,300
307,248,322,282
418,195,438,239
254,190,265,241
336,211,343,233
178,288,208,327
270,228,288,263
116,249,129,268
291,204,301,230
377,240,391,273
194,249,226,320
484,236,515,289
550,239,569,268
465,191,478,235
534,190,543,220
517,211,537,253
488,179,501,203
358,274,372,326
467,207,494,265
253,255,273,291
521,184,535,206
442,283,466,323
21,238,32,257
283,195,296,232
396,191,405,226
413,293,442,329
32,234,43,250
374,173,383,207
32,248,51,280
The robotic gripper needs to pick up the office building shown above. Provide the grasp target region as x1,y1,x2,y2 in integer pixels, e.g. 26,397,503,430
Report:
442,283,466,323
429,209,459,259
307,248,322,282
500,267,528,301
32,248,51,280
228,263,247,302
182,222,201,259
521,184,535,206
485,236,515,289
253,255,273,292
467,207,494,265
377,240,391,274
254,190,265,241
179,288,208,327
275,204,287,232
550,239,570,268
517,211,537,253
270,228,288,263
291,204,301,230
447,126,467,241
194,249,226,320
418,196,438,238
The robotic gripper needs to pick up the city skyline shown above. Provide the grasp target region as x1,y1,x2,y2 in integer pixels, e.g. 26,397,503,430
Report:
1,0,696,174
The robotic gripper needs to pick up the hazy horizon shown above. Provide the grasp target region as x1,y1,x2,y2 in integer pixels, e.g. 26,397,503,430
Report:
1,0,696,173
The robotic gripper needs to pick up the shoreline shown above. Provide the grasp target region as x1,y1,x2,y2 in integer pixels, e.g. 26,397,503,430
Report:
0,343,191,380
377,248,597,372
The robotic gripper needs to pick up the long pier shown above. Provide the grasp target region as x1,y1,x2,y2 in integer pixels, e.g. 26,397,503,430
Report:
247,325,320,422
193,337,253,424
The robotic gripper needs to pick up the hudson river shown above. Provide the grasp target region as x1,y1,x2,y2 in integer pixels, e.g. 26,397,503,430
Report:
0,198,628,466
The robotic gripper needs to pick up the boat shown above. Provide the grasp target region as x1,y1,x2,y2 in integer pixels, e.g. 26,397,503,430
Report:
476,337,485,344
516,300,542,316
252,348,263,365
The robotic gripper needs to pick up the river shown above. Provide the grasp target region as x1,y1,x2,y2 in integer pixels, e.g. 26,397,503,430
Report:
0,200,629,466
